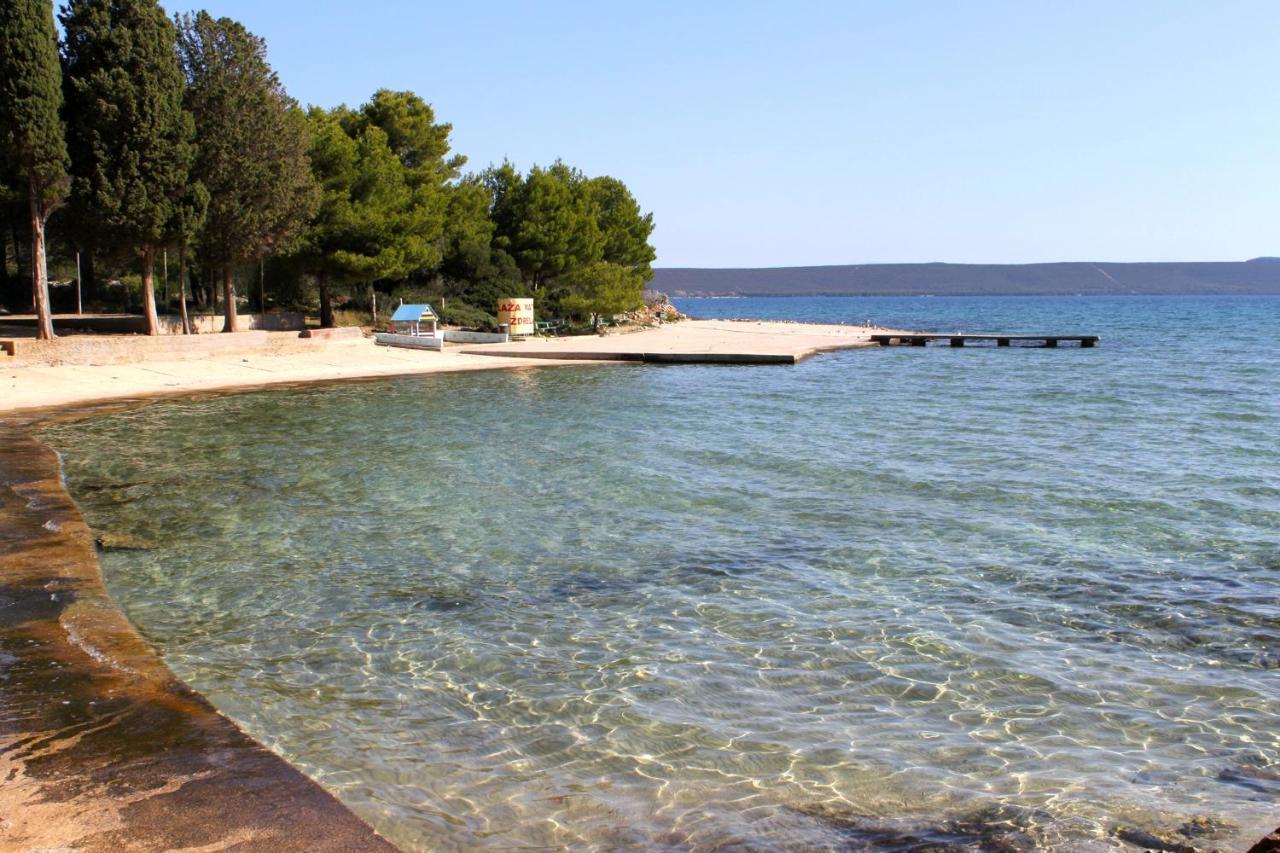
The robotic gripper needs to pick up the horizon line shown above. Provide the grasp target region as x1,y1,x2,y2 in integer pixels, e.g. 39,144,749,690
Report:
653,257,1280,271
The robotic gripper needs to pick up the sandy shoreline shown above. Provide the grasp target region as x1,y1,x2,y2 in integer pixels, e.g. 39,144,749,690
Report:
1,319,896,415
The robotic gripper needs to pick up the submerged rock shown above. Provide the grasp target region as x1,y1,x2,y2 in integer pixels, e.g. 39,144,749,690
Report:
790,801,1048,851
93,531,157,552
1248,826,1280,853
1114,826,1199,852
1114,816,1236,853
1218,765,1280,794
1178,816,1232,839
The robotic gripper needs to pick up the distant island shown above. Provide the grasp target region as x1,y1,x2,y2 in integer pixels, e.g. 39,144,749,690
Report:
652,258,1280,297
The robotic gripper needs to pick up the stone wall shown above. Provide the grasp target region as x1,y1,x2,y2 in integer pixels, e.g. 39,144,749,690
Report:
0,312,304,335
3,331,287,366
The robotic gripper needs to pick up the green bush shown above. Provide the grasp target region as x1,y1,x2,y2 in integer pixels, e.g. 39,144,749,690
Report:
437,301,497,329
380,284,498,331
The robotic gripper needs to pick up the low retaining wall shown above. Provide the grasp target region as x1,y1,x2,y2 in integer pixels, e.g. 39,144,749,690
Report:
441,329,509,344
301,326,365,340
3,331,277,366
0,424,394,851
182,312,305,333
374,332,443,351
2,312,304,335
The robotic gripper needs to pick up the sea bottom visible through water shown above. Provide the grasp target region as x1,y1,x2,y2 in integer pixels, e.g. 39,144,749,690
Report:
43,296,1280,850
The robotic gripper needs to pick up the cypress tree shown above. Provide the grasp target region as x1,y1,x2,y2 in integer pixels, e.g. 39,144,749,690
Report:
0,168,19,308
176,12,317,332
62,0,196,335
0,0,70,341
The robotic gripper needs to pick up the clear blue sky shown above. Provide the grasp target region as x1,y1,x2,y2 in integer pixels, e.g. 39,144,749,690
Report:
170,1,1278,267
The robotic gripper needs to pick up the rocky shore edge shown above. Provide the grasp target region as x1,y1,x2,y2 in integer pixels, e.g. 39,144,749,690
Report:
0,418,396,851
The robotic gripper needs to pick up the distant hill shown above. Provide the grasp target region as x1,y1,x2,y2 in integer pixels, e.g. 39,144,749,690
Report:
651,259,1280,297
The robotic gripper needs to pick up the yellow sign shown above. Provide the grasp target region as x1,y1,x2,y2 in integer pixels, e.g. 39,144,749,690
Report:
497,298,534,336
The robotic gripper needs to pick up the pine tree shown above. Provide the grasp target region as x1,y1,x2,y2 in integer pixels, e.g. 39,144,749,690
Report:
491,162,604,292
587,176,656,277
62,0,196,335
176,12,317,332
0,0,70,340
298,100,450,327
559,261,644,330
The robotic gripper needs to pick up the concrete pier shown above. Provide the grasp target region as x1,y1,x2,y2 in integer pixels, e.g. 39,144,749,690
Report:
870,333,1099,348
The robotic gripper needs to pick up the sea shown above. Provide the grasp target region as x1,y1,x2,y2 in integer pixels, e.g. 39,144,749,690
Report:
42,295,1280,850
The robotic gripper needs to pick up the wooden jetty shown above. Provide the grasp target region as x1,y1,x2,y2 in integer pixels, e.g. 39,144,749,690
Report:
870,333,1098,348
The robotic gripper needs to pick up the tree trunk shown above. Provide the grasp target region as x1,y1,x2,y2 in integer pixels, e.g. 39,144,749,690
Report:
11,219,29,311
222,266,239,332
28,181,54,341
369,284,377,327
0,225,10,303
0,226,23,312
178,245,191,334
78,247,96,303
319,274,334,328
140,247,160,335
81,250,97,305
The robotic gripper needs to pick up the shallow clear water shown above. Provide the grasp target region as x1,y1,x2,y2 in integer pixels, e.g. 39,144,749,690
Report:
45,296,1280,850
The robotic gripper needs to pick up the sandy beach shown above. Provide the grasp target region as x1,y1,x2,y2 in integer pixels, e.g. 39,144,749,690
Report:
1,320,896,415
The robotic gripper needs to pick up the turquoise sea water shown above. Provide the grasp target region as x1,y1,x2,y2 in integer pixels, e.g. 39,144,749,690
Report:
44,295,1279,850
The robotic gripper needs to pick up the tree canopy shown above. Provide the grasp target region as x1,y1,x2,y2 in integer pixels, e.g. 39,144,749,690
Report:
0,0,69,340
61,0,195,334
176,10,317,330
296,102,448,326
2,5,657,334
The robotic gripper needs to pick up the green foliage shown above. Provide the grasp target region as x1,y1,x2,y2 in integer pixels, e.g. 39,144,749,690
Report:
557,261,645,328
587,176,656,278
0,0,69,214
436,300,497,329
61,0,195,252
0,0,67,335
388,285,497,328
176,12,318,266
293,99,455,325
490,161,604,289
348,90,465,187
438,178,497,281
2,4,659,327
481,162,656,307
301,107,442,283
172,180,209,250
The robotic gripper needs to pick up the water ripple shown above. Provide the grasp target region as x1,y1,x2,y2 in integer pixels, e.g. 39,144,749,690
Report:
43,295,1280,851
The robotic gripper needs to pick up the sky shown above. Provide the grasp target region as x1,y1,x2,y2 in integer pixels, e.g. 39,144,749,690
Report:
165,1,1278,268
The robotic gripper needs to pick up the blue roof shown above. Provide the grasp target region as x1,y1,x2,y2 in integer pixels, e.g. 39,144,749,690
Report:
389,303,437,322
